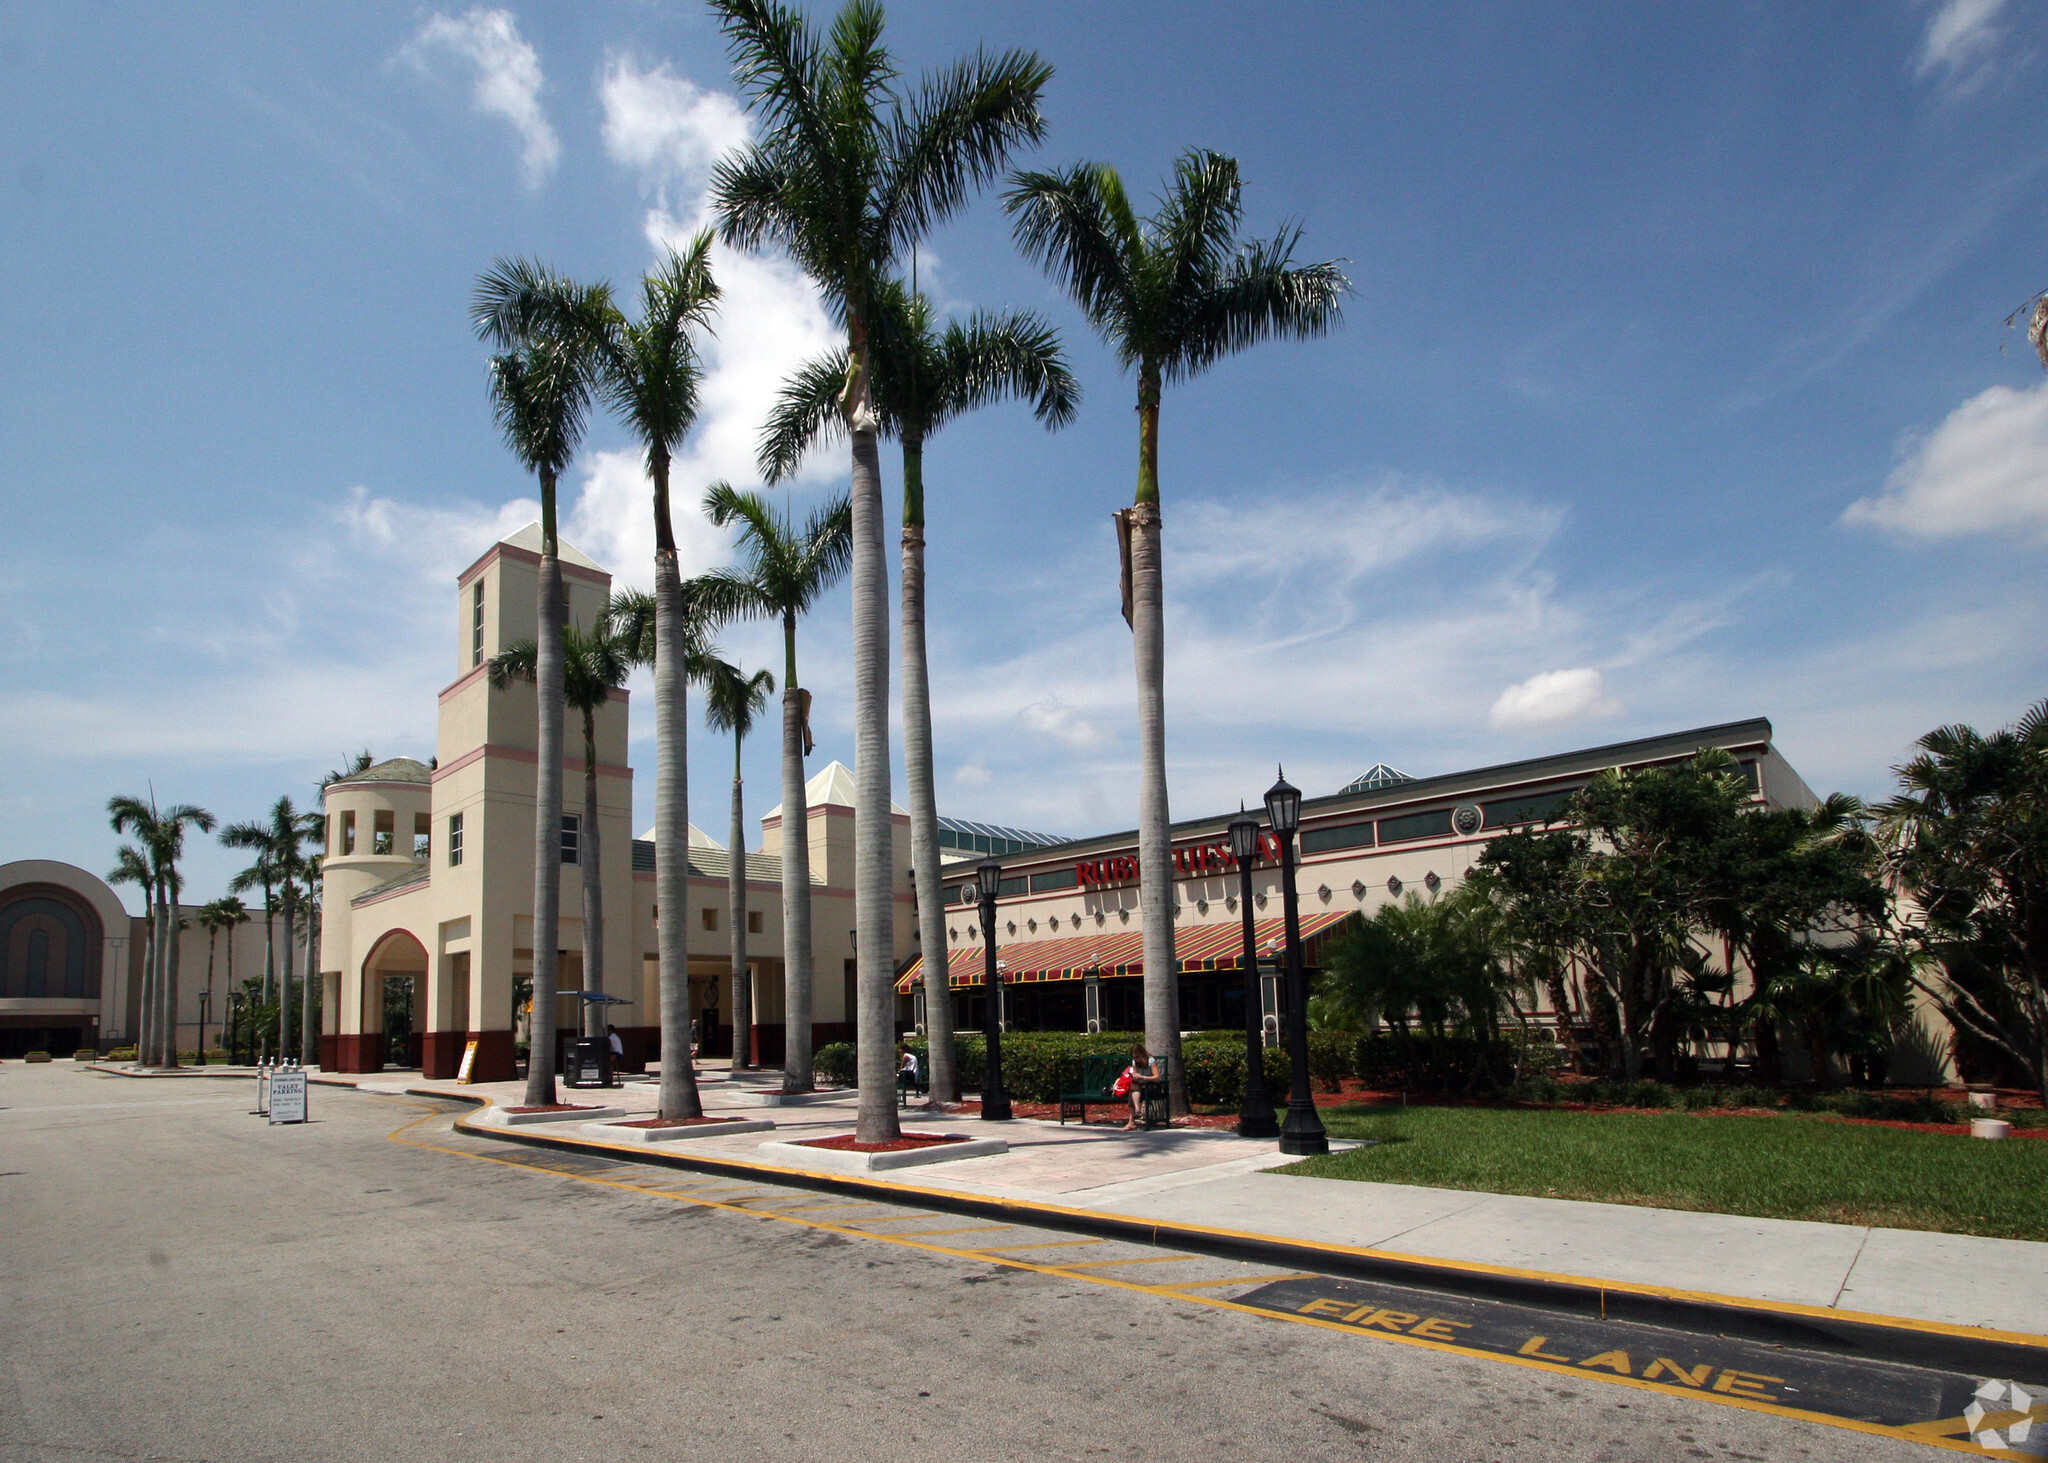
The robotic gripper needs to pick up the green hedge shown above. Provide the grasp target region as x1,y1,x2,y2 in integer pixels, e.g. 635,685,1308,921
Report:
1354,1032,1521,1094
814,1042,857,1086
1502,1076,2026,1125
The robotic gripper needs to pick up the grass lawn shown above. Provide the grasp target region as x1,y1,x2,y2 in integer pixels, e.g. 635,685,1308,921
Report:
1280,1103,2048,1241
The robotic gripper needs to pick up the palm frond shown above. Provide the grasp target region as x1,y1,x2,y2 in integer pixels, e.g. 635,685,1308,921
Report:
1004,164,1135,332
931,308,1078,431
760,349,852,482
880,47,1050,255
1167,227,1348,383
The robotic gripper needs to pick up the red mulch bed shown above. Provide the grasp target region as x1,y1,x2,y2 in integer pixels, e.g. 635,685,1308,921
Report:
614,1116,733,1128
798,1132,969,1153
504,1104,602,1114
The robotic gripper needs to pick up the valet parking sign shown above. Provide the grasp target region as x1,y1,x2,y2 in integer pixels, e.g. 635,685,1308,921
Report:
269,1067,308,1125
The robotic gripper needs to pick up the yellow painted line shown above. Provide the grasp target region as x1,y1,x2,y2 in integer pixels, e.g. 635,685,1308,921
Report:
1160,1273,1322,1290
1055,1256,1203,1270
755,1202,898,1215
382,1096,2014,1456
889,1225,1018,1238
967,1239,1106,1253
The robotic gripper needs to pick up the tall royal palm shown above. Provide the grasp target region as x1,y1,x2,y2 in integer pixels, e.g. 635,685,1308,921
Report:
700,483,850,1094
709,0,1049,1141
223,798,319,1063
763,283,1076,1102
702,657,776,1070
472,261,608,1106
199,897,249,1057
109,796,215,1066
489,605,647,1048
225,847,279,1059
1006,151,1348,1112
599,241,722,1117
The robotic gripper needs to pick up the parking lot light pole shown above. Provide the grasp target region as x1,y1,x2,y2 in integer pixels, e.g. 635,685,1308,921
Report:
1265,770,1329,1156
975,857,1012,1121
1228,808,1280,1139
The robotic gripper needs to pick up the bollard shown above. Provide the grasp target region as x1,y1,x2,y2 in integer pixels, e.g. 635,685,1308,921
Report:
1970,1117,2011,1140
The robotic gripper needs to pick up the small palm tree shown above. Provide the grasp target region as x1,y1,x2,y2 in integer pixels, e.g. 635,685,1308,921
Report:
489,606,646,1046
472,260,611,1106
197,897,249,1058
224,799,319,1064
106,843,158,1061
703,657,776,1070
763,281,1076,1103
108,796,215,1066
1005,150,1348,1112
224,846,280,1060
698,483,851,1093
709,0,1050,1143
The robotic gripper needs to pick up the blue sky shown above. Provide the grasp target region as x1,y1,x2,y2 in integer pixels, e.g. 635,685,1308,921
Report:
5,0,2047,905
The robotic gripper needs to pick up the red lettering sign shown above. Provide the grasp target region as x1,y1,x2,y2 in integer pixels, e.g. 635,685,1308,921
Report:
1078,835,1279,888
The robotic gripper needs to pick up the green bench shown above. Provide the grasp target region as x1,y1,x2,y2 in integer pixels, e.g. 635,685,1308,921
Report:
1059,1053,1168,1128
897,1054,930,1107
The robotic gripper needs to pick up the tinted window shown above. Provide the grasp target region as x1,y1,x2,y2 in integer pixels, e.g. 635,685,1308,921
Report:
1030,869,1078,892
1377,809,1453,844
1482,789,1574,828
1301,820,1373,855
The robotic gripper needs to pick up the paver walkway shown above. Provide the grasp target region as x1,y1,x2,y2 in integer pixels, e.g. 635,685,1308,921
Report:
310,1061,2048,1339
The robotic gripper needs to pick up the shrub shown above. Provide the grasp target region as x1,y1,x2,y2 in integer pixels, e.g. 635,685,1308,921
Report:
813,1042,857,1086
106,1045,137,1061
902,1031,1290,1106
1355,1031,1517,1094
73,1049,98,1062
23,1050,51,1063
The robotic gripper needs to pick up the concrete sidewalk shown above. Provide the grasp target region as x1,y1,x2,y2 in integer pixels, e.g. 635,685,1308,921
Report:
334,1062,2048,1341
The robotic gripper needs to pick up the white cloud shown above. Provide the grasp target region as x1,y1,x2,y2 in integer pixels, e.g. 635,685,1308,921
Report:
589,55,842,548
1019,696,1106,749
1487,668,1622,730
1843,380,2048,544
952,761,992,787
399,8,559,188
1917,0,2008,92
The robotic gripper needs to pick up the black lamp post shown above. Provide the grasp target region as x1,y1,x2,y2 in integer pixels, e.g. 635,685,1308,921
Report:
1265,769,1329,1156
975,857,1012,1121
1228,809,1280,1139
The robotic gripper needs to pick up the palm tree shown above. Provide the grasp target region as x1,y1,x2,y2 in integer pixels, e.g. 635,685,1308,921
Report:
108,796,215,1066
224,801,318,1063
702,657,776,1070
196,897,249,1058
106,843,157,1061
1005,151,1349,1112
598,241,722,1118
489,606,646,1043
224,844,279,1060
762,282,1076,1103
699,483,851,1094
471,260,610,1106
709,0,1050,1143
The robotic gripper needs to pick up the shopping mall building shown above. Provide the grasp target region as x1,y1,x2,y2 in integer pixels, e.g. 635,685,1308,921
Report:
898,720,1823,1042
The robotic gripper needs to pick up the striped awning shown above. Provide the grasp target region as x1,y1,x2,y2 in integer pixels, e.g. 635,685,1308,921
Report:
896,909,1355,993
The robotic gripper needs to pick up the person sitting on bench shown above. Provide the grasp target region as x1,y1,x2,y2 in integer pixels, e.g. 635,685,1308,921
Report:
1119,1043,1161,1131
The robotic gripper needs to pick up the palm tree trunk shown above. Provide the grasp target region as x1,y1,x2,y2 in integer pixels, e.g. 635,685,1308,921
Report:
259,887,275,1062
278,881,295,1064
900,441,955,1105
136,881,155,1062
1130,374,1186,1115
728,733,751,1069
149,886,168,1065
527,480,566,1108
849,411,900,1145
781,612,815,1094
580,711,605,1041
164,881,182,1067
653,541,703,1118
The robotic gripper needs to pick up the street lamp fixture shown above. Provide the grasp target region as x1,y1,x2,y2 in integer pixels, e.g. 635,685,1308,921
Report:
1228,808,1280,1139
975,857,1012,1121
1264,769,1328,1156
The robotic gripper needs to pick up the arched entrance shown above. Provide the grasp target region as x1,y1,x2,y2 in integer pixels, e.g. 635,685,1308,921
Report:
0,882,104,1057
344,928,429,1072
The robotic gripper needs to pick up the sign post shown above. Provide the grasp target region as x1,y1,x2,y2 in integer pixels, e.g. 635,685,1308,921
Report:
269,1065,308,1125
455,1039,479,1084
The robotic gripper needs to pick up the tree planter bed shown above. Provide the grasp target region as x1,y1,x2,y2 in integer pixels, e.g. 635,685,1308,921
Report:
724,1088,857,1108
756,1132,1008,1174
582,1116,777,1144
476,1104,627,1127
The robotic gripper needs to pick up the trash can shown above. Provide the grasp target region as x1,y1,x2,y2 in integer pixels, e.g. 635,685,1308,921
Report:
566,1037,611,1089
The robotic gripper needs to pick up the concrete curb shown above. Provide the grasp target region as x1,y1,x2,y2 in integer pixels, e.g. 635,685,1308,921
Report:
755,1135,1008,1173
582,1117,777,1144
405,1084,2048,1382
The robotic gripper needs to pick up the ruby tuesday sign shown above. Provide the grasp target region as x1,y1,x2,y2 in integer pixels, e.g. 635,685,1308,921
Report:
1076,833,1281,889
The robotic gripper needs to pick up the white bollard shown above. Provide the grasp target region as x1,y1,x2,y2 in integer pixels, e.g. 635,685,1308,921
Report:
1968,1089,1999,1111
1969,1117,2011,1140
